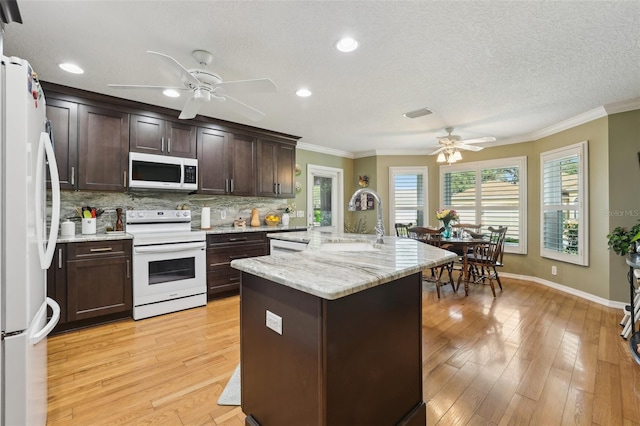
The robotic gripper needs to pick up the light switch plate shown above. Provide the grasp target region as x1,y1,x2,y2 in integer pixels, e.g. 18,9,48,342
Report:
266,310,282,335
297,210,305,218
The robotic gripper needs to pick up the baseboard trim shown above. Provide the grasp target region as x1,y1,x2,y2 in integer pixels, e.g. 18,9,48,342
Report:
501,272,627,310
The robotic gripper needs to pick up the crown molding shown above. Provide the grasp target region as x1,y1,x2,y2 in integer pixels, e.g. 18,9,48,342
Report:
529,106,608,141
604,97,640,115
296,142,355,159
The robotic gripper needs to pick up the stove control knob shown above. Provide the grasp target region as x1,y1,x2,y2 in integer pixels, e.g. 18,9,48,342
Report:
183,211,189,217
137,212,144,218
175,211,181,217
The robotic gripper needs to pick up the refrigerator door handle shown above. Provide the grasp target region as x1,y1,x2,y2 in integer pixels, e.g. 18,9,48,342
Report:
31,297,61,345
35,131,61,270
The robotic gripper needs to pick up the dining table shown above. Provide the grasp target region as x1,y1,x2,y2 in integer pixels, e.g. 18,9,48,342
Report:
439,236,488,296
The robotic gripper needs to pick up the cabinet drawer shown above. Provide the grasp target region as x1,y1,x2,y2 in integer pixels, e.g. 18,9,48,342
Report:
207,245,266,267
207,232,266,246
68,240,131,260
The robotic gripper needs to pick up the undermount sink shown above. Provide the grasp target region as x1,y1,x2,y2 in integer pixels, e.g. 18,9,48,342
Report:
317,242,379,252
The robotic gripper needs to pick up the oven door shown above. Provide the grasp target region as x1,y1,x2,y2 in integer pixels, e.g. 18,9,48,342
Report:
133,241,206,306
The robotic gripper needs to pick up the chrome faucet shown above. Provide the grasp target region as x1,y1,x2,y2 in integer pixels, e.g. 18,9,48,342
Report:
348,188,385,244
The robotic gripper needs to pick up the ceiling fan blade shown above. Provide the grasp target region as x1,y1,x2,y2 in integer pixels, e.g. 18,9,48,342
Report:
457,143,484,152
147,50,201,88
107,84,188,91
461,136,496,144
215,78,278,95
220,95,266,121
429,146,447,155
178,96,203,120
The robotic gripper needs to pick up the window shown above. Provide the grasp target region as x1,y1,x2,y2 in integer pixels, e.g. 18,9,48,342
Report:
440,157,527,254
540,141,588,266
389,167,428,229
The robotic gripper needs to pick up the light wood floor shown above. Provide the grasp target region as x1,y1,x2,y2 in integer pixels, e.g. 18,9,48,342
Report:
46,277,640,425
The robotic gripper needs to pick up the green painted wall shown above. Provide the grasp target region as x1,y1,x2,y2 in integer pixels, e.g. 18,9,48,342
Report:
608,109,640,301
351,156,378,233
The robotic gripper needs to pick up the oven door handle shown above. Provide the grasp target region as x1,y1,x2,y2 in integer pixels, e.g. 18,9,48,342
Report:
135,241,206,254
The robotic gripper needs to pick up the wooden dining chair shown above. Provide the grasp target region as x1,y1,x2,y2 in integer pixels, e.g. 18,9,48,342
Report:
465,226,508,297
408,226,456,298
395,223,413,238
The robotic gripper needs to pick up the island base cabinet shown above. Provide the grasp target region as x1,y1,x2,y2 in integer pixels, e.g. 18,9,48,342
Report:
240,272,426,426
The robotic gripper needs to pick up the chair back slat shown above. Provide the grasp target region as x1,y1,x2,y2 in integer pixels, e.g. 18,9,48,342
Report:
395,223,413,238
486,226,508,263
408,226,446,247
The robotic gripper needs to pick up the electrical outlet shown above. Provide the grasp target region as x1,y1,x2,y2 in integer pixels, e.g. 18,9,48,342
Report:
551,265,557,276
220,210,226,219
297,210,305,218
266,310,282,335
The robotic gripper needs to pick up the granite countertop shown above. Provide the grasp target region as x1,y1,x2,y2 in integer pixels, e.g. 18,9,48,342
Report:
56,232,133,243
200,225,307,234
231,230,457,300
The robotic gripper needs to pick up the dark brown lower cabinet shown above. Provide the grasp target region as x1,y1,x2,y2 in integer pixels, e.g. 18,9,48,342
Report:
48,240,133,333
207,232,268,297
240,272,426,426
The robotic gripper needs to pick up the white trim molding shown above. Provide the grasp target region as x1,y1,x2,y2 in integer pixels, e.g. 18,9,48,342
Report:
501,272,627,310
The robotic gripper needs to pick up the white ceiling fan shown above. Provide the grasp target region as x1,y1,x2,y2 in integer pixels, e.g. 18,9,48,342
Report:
428,127,496,164
108,49,277,121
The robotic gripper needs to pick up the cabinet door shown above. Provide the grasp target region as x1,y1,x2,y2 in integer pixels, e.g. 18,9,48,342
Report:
129,114,164,155
197,127,229,194
229,133,256,196
67,255,132,321
257,140,278,197
46,99,78,190
276,143,296,198
78,105,129,191
167,121,197,158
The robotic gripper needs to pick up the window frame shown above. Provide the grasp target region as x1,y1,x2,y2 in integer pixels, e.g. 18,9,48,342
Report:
388,166,429,232
540,141,589,266
439,156,528,254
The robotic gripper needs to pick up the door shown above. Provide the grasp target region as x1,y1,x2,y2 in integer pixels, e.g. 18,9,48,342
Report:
46,98,78,190
229,133,256,196
197,127,229,194
166,121,196,158
307,165,343,233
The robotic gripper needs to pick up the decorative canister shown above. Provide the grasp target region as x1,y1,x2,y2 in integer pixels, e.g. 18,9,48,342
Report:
82,218,96,235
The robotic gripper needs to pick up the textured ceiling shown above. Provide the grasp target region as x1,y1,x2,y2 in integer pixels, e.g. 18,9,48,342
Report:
3,1,639,156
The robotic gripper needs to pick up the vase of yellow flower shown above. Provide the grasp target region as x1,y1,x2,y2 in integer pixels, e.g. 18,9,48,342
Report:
436,209,459,238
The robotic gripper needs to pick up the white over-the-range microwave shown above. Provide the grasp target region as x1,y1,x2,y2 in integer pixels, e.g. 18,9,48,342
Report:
129,152,198,191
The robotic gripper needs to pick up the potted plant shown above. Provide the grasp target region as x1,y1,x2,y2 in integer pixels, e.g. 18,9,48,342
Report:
607,221,640,255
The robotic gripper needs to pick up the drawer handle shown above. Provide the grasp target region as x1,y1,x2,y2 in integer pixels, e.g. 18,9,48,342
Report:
58,248,63,269
229,237,247,242
90,247,113,252
126,259,130,279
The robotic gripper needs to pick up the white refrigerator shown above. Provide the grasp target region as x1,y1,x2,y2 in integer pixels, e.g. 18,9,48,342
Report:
0,56,61,425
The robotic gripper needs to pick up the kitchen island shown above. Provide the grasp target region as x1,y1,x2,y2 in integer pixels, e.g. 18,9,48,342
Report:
231,231,457,426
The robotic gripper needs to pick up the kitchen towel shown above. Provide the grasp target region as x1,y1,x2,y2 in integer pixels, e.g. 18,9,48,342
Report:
201,207,211,229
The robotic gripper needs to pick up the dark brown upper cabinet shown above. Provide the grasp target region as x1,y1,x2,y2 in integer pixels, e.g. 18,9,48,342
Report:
78,105,130,191
130,114,196,158
257,139,296,198
197,127,256,196
46,98,78,190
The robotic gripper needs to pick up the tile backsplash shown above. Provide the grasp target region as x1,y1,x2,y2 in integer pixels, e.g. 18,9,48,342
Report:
56,190,290,234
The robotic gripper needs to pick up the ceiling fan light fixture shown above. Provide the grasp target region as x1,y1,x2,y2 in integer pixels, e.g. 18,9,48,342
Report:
296,88,312,97
162,89,180,98
436,152,447,163
451,150,462,161
336,37,359,53
58,63,84,74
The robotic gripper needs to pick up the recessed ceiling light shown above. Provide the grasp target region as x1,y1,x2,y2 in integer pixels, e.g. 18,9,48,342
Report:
163,89,180,98
58,63,84,74
336,37,359,53
296,88,312,97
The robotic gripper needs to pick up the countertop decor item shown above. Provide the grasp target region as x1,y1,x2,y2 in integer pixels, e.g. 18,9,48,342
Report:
115,208,123,231
250,208,260,227
233,218,246,229
264,210,280,226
